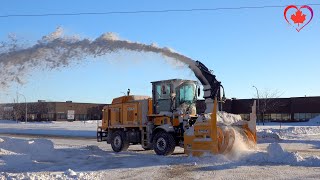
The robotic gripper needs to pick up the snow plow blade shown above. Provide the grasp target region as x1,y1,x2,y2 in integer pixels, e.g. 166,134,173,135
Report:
184,98,257,156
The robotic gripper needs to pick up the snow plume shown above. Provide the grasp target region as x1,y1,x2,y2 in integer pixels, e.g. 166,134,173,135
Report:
0,27,199,88
217,126,256,161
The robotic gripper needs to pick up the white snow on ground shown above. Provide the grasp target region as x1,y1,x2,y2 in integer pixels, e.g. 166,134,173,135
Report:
0,120,99,137
0,117,320,179
257,116,320,141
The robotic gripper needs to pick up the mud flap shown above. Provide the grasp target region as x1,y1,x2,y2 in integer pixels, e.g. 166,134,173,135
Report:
97,127,108,142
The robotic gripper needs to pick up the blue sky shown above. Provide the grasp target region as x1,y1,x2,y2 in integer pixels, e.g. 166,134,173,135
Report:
0,0,320,103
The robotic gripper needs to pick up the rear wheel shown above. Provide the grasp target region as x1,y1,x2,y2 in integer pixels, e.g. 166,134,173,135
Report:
111,131,129,152
153,131,176,156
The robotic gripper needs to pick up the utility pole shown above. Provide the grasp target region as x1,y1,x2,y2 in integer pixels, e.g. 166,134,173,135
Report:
252,86,260,125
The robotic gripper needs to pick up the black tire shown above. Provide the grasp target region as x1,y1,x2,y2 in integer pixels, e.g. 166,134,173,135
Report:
111,131,129,152
153,131,176,156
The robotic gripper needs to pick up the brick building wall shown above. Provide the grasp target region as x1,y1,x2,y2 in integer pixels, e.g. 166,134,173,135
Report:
197,96,320,122
0,101,106,121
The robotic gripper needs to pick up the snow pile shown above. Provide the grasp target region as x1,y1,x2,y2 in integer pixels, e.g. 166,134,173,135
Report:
82,120,101,124
281,126,320,136
0,137,60,162
309,115,320,125
266,143,304,164
195,111,243,125
64,169,78,177
257,129,280,141
217,111,243,125
257,125,320,141
184,143,320,167
246,143,320,166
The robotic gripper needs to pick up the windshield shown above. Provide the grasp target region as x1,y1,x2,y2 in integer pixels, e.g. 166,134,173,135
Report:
176,84,196,105
155,84,171,100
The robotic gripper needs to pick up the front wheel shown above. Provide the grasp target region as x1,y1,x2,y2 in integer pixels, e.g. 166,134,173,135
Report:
153,132,176,156
111,131,129,152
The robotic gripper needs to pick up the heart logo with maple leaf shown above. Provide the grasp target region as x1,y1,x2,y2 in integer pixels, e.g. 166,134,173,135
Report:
284,5,313,32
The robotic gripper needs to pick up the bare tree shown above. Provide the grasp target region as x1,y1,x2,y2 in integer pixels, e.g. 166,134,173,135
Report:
255,89,284,125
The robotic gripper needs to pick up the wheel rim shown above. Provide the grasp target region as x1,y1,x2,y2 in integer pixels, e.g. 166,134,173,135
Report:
114,135,122,148
156,137,166,151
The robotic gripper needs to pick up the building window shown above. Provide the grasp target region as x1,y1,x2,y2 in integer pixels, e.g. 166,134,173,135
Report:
79,114,87,120
28,114,36,120
263,114,271,120
57,113,66,119
48,113,55,119
281,114,290,121
293,113,313,121
75,114,87,120
270,113,291,121
41,114,48,119
299,113,306,121
306,113,312,120
271,114,277,120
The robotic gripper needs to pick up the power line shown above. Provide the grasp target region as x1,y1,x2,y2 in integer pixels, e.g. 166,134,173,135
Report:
1,4,320,18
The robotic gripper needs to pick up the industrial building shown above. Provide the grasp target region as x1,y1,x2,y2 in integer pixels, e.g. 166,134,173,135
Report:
1,96,320,122
0,100,105,121
197,96,320,122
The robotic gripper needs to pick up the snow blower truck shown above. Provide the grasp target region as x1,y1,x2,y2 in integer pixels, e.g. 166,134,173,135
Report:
97,61,256,156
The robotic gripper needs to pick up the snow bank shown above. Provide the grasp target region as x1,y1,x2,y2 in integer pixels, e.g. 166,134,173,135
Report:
0,137,61,162
257,125,320,141
0,120,98,137
309,115,320,125
182,143,320,167
257,129,280,141
246,143,320,166
281,126,320,136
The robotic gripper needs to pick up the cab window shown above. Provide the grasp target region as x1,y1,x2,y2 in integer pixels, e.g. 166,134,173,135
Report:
177,84,195,105
156,84,171,99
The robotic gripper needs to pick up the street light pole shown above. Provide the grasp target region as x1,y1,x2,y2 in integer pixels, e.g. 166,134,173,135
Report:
18,93,27,123
252,86,260,124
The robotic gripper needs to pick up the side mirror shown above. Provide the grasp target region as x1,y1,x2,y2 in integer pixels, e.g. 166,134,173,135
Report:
197,87,201,97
